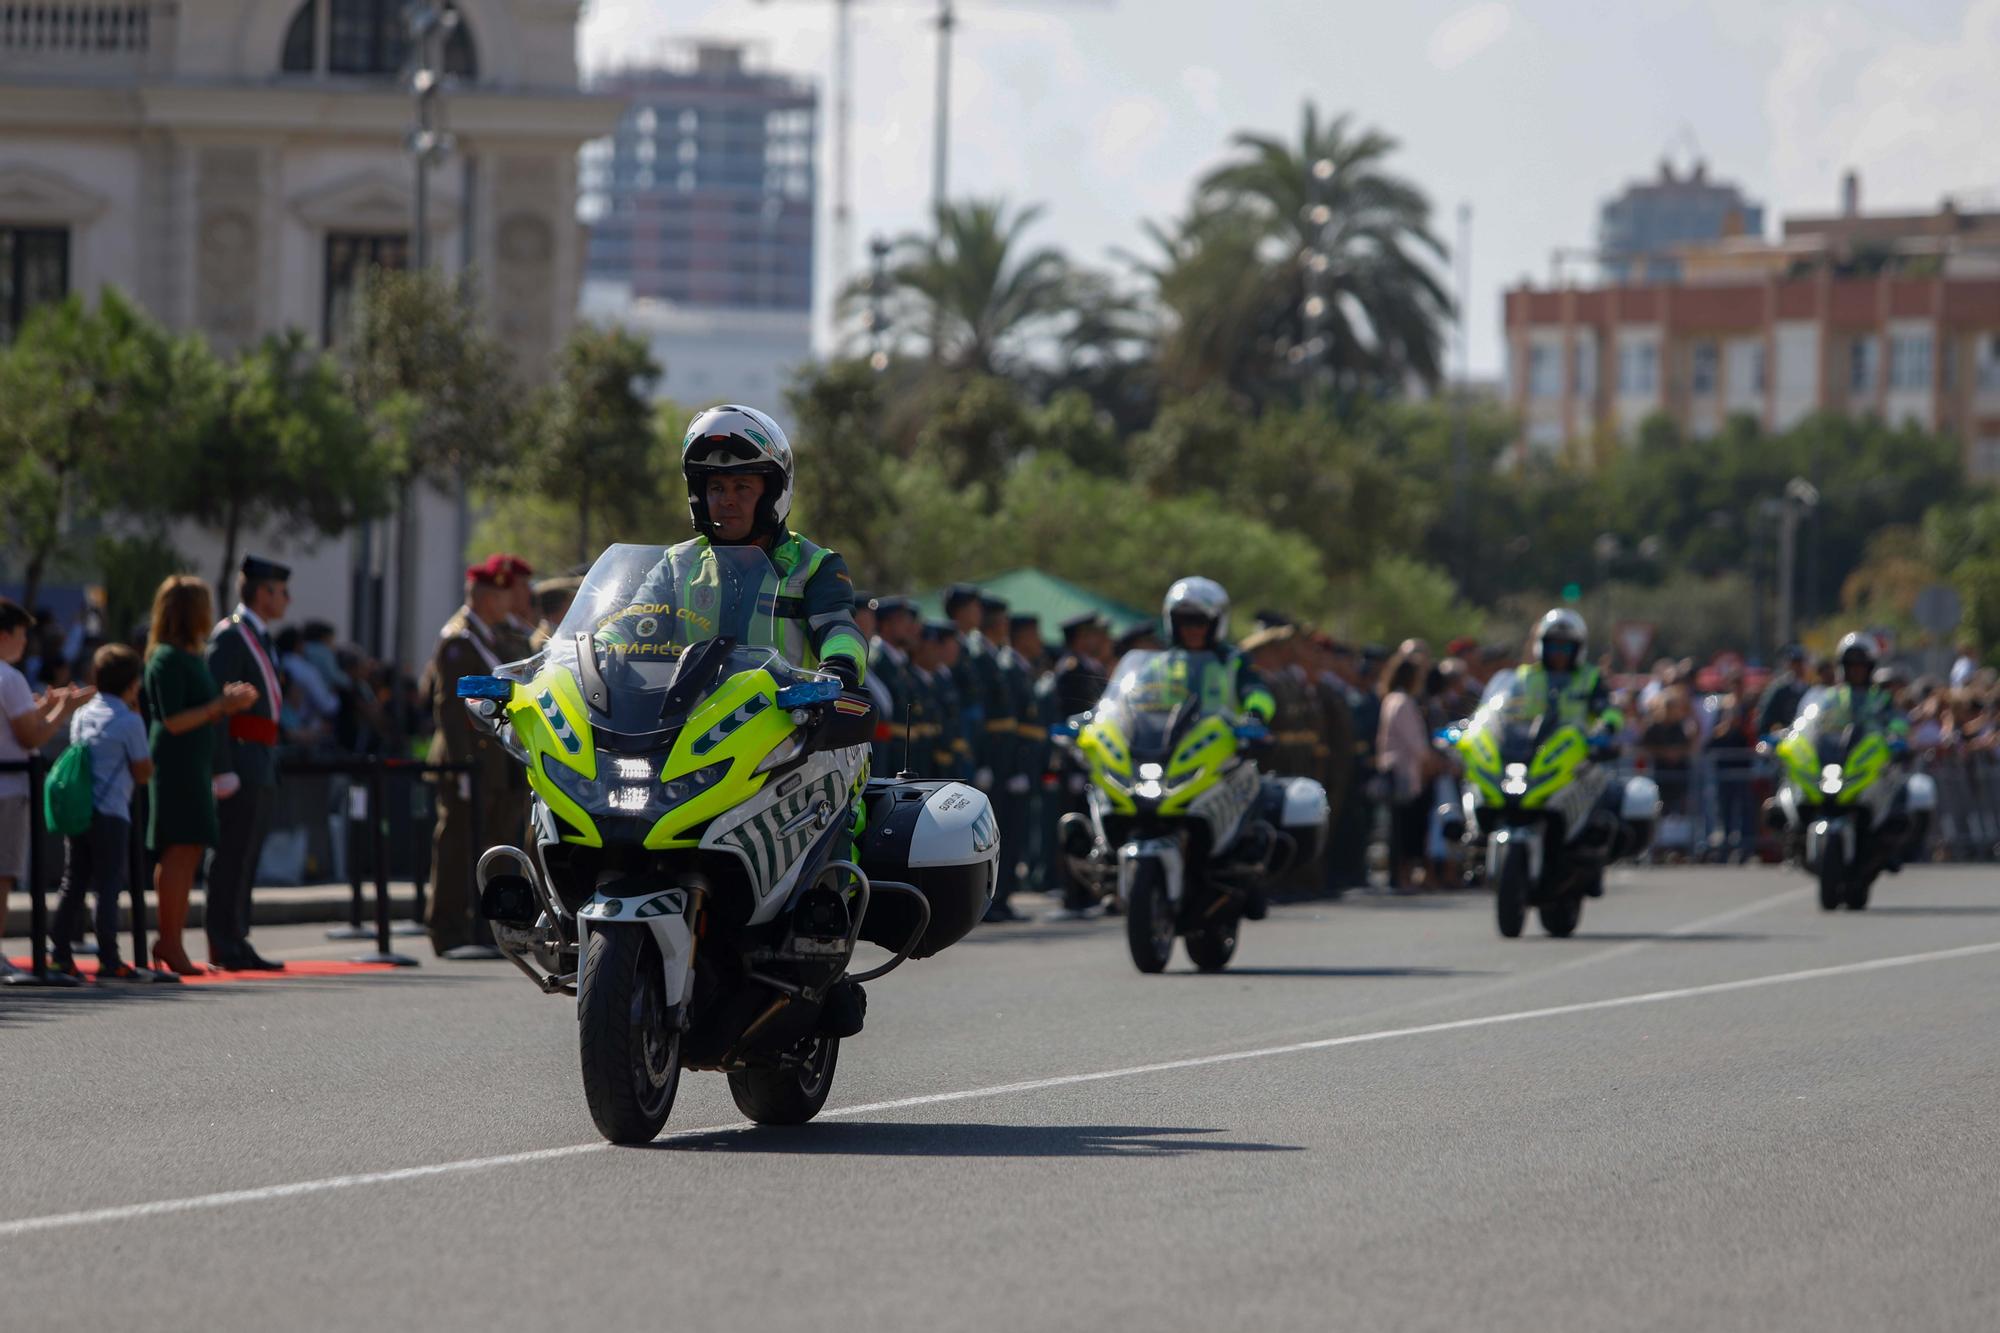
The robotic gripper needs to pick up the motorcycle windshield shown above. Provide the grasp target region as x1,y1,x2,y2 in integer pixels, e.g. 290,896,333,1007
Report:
1097,650,1222,755
1466,675,1539,763
501,542,794,735
1791,702,1859,766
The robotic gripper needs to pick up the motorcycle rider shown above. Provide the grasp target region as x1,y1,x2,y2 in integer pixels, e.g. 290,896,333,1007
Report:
599,406,867,692
601,404,871,1035
1161,578,1280,918
1810,633,1911,745
1514,609,1623,738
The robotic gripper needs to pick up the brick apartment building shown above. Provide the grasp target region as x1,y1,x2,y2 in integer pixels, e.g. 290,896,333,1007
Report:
1506,183,2000,478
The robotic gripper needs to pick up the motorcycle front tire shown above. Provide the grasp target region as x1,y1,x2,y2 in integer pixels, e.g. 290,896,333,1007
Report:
1126,860,1176,974
729,1036,840,1126
1496,844,1528,939
577,927,683,1145
1818,839,1845,912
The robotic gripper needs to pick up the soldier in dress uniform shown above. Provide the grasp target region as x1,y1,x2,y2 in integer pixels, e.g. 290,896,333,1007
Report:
421,556,525,959
1008,612,1051,897
911,622,958,776
1308,633,1359,898
975,593,1029,921
1042,612,1113,917
928,621,973,780
204,554,293,971
868,596,922,776
530,574,583,653
943,585,998,794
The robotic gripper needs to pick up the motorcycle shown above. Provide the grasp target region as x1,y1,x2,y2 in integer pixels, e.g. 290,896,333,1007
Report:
456,542,997,1143
1770,708,1934,911
1454,678,1659,938
1055,649,1327,974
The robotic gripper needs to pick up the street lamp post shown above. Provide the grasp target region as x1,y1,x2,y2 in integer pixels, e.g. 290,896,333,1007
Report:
865,234,892,372
407,4,459,272
1773,476,1820,650
1295,156,1336,395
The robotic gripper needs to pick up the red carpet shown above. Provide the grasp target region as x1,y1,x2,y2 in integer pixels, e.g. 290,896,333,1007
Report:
5,956,400,983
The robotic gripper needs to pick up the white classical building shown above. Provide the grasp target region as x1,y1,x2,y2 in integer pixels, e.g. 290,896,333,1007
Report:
0,0,617,662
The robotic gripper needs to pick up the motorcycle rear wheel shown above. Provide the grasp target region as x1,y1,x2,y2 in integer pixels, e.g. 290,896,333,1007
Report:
1183,908,1239,972
1845,871,1873,911
577,927,682,1144
729,1036,840,1126
1539,893,1582,938
1125,860,1175,974
1495,845,1528,939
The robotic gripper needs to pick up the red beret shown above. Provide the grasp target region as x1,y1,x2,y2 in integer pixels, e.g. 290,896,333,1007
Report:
467,555,513,590
499,554,534,581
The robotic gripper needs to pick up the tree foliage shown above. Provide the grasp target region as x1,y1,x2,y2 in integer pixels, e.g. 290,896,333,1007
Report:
164,331,390,590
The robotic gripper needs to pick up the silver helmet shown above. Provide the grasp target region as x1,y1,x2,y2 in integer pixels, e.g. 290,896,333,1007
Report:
681,404,794,541
1535,608,1587,666
1164,576,1230,645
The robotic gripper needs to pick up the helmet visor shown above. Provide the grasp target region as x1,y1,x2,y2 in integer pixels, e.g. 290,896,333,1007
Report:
686,434,769,468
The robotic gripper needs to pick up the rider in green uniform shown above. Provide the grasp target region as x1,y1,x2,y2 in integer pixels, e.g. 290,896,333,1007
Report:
597,405,867,691
1811,633,1911,743
1513,609,1623,735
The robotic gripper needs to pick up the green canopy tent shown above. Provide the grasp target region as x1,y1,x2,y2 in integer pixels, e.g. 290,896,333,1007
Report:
912,568,1152,644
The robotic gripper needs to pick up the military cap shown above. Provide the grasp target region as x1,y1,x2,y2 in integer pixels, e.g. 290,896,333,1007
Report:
532,574,584,598
1008,612,1041,632
1253,609,1295,631
497,553,534,583
943,584,982,615
922,619,956,642
978,593,1010,615
1114,625,1160,655
851,589,874,609
1059,611,1107,643
873,595,918,620
467,554,518,590
241,554,291,584
1240,624,1298,653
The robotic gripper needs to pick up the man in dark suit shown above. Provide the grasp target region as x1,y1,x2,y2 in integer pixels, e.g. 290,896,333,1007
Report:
867,597,922,777
206,554,291,971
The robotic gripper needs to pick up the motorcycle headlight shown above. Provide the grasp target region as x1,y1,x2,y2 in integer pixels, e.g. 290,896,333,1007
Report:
545,754,731,818
1134,779,1164,800
1820,764,1843,796
1501,762,1529,797
1138,762,1164,781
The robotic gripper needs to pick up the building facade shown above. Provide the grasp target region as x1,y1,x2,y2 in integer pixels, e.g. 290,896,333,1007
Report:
578,44,816,409
1598,160,1763,284
1512,187,2000,478
582,44,815,313
0,0,617,656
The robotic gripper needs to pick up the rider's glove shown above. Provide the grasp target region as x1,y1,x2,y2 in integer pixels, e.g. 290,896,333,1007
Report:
1889,736,1910,759
1005,774,1032,796
823,657,861,693
974,767,995,790
1587,731,1614,758
1234,720,1271,745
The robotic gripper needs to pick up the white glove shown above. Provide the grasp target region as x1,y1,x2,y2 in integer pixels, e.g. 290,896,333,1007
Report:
1005,774,1032,796
212,772,242,801
974,767,995,790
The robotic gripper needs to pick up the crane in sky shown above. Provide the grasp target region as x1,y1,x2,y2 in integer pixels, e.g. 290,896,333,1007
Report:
756,0,1108,291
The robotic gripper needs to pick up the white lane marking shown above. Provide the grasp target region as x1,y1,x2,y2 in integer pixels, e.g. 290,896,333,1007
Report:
4,934,1996,1240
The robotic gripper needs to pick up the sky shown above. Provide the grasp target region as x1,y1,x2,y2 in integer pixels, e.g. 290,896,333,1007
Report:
578,0,2000,378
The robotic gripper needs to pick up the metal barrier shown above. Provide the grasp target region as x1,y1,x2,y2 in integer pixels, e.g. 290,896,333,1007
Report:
4,753,489,982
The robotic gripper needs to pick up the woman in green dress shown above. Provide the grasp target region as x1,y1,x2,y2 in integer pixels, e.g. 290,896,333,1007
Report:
143,576,257,975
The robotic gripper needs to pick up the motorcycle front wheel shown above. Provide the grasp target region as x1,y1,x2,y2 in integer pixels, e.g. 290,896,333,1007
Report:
1125,860,1176,974
1538,893,1582,938
577,927,683,1144
729,1036,839,1125
1817,839,1845,912
1496,844,1528,939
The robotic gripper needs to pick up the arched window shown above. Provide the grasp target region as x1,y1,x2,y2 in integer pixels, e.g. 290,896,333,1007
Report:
279,0,477,79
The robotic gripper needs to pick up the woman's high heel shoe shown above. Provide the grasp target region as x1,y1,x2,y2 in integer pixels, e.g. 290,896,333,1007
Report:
151,941,205,977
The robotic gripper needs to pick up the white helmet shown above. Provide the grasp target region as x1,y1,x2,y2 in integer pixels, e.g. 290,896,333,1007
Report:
1836,631,1879,680
1535,608,1587,666
681,404,793,541
1164,576,1230,645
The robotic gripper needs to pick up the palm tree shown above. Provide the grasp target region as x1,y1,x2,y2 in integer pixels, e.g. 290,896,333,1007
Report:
847,199,1071,376
1198,103,1452,393
1119,207,1294,403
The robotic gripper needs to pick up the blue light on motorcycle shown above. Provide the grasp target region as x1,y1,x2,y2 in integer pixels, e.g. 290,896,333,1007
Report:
774,679,841,709
1234,723,1268,742
456,675,512,700
1050,721,1080,739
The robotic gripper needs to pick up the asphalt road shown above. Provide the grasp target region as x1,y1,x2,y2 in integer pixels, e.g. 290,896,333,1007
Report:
6,864,2000,1332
